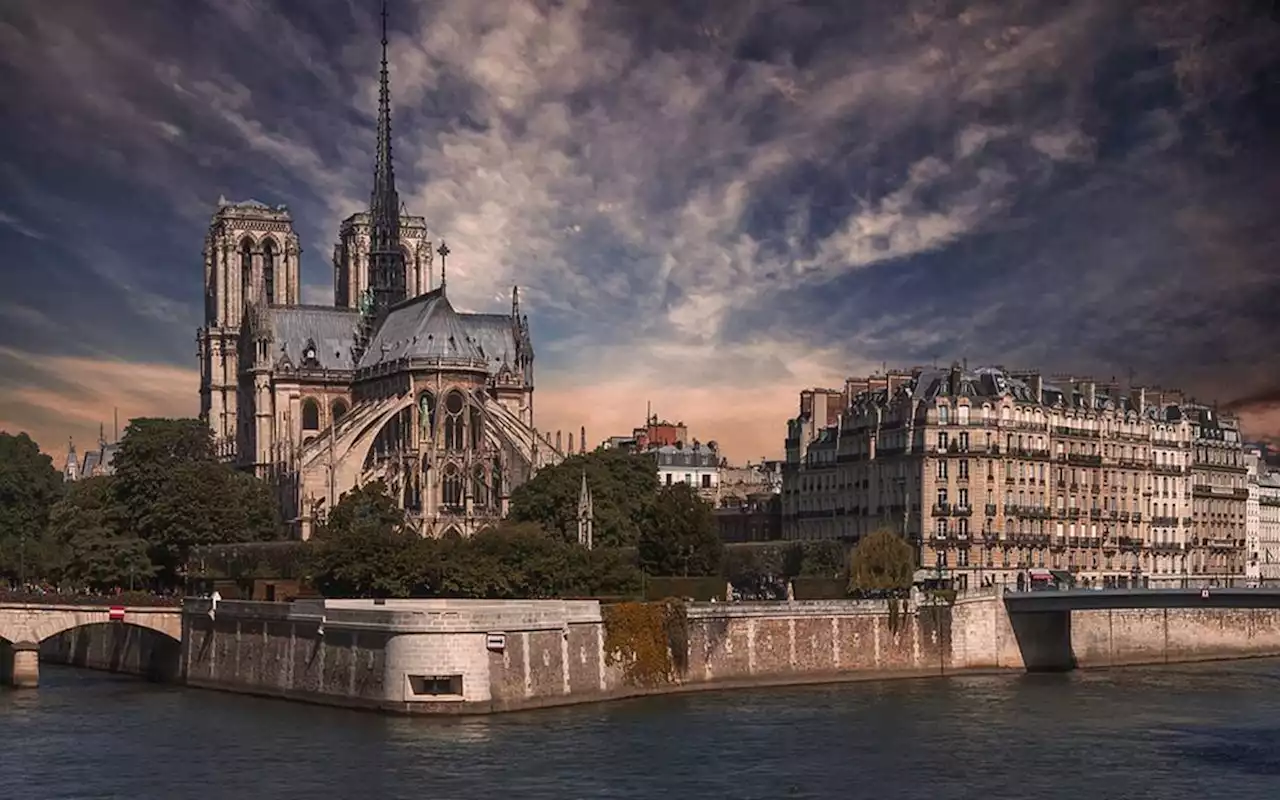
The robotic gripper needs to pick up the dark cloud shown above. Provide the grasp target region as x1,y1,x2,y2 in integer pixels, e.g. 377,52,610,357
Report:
0,0,1278,459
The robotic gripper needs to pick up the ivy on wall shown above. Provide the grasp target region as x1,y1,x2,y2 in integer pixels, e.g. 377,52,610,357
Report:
601,600,688,686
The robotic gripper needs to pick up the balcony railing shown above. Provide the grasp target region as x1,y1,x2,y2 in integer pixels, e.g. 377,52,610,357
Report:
1151,516,1178,527
984,503,998,516
1067,453,1103,467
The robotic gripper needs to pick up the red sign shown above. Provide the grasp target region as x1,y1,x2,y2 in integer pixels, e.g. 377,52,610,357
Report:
109,605,126,622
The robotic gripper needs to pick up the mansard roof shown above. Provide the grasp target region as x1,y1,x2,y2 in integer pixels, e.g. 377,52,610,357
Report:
845,364,1216,424
358,289,485,370
267,305,359,371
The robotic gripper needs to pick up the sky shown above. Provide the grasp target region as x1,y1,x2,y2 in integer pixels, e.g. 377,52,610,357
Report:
1,0,1278,467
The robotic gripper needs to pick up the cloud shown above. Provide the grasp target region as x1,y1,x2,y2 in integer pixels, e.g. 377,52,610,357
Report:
0,347,197,466
0,0,1278,464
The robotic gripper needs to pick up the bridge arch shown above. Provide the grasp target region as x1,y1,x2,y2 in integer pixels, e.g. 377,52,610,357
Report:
0,606,182,649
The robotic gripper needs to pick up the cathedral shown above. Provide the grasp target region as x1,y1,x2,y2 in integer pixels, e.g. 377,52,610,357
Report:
196,4,576,539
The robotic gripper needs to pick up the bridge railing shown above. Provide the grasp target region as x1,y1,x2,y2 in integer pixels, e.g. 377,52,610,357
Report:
0,589,183,608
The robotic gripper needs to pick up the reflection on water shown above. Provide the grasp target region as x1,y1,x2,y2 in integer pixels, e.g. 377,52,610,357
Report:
2,660,1280,799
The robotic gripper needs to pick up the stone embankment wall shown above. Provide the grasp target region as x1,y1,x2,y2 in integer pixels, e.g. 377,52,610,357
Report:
173,592,1280,714
40,624,182,682
1071,608,1280,667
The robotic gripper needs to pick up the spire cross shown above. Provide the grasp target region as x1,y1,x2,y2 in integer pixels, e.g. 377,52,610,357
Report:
437,241,450,290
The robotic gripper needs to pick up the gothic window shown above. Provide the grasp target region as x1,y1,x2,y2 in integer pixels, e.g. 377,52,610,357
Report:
473,464,488,507
469,406,483,450
443,390,465,450
442,464,464,509
332,399,349,422
262,238,277,303
301,398,321,431
239,238,254,301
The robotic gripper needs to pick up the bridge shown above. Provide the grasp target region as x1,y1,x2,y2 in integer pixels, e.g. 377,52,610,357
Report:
0,603,182,688
995,588,1280,672
1003,587,1280,612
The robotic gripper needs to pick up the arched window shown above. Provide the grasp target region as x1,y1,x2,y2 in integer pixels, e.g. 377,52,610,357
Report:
443,390,465,450
262,238,276,303
442,464,464,509
469,406,483,449
239,238,254,302
331,399,349,422
301,398,320,431
473,464,488,507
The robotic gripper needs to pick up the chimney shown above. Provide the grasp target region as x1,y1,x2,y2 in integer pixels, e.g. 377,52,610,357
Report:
1129,387,1146,415
1029,373,1043,404
580,426,586,453
556,430,563,451
948,361,962,396
1083,381,1097,410
568,432,575,453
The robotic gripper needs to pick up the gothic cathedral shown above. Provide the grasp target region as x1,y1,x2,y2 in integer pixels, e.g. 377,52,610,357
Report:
196,2,574,539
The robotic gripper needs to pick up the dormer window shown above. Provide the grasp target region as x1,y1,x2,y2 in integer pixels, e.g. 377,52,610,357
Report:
301,338,320,368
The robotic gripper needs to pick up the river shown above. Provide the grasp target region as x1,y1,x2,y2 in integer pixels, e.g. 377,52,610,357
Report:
2,660,1279,799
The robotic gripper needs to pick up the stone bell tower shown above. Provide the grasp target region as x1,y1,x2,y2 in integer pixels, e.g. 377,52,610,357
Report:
198,198,301,453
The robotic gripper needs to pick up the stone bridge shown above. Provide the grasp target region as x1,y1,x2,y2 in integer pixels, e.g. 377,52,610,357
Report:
0,603,182,688
997,588,1280,671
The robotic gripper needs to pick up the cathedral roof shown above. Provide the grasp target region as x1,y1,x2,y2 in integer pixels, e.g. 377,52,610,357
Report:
267,306,360,371
358,289,486,370
459,312,519,374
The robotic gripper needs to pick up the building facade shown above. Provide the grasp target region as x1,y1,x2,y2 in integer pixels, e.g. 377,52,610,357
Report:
194,8,571,539
782,364,1248,590
1246,445,1280,585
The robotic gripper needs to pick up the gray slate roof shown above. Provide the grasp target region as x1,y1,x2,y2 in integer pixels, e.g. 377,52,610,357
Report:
267,306,360,371
459,312,519,373
357,290,484,370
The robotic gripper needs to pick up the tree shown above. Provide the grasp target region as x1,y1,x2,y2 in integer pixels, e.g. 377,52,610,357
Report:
309,481,425,598
508,449,659,547
638,483,723,577
0,431,64,584
111,418,282,587
46,477,155,591
848,527,916,594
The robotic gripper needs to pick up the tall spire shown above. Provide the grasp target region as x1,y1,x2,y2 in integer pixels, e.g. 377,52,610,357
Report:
368,0,405,315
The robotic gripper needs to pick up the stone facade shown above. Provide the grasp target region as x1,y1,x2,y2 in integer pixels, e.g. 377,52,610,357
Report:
783,365,1249,590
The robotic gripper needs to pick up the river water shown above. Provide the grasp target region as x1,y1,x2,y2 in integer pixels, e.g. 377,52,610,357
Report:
3,660,1279,800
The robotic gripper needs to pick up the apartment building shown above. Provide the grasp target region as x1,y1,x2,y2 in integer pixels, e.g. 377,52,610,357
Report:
782,363,1248,590
1246,445,1280,586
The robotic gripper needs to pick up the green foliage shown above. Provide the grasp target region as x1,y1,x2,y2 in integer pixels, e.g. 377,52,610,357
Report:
848,527,917,594
46,477,154,591
643,576,726,601
187,541,313,581
0,431,64,582
111,418,283,585
638,483,723,577
601,600,687,686
508,449,659,547
308,482,642,599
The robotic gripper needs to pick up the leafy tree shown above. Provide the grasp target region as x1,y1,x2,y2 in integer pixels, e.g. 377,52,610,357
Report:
46,477,155,591
784,540,847,578
111,418,282,587
0,431,64,583
508,449,659,547
309,481,424,598
638,483,723,577
848,527,916,594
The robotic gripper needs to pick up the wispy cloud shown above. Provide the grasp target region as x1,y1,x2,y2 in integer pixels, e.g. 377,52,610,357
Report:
0,0,1278,462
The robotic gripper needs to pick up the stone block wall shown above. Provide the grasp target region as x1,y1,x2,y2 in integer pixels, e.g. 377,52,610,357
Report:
41,624,182,682
1071,608,1280,667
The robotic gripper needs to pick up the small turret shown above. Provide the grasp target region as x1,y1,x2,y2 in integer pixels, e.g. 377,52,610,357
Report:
64,437,79,482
